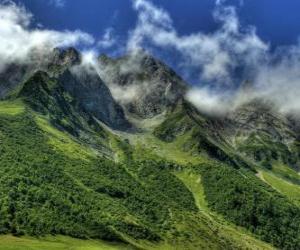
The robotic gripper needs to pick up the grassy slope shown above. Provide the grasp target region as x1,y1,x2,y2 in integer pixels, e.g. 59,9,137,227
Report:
257,163,300,207
260,171,300,206
0,235,134,250
199,162,300,249
0,100,25,115
176,170,273,250
139,101,300,249
0,100,160,248
0,100,275,249
117,130,274,249
0,97,297,249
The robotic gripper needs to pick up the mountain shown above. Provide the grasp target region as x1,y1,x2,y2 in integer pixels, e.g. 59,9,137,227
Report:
227,100,299,168
0,47,300,249
99,50,186,119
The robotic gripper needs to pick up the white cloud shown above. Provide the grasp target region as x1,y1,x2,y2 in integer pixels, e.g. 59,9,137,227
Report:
97,28,116,48
253,45,300,114
128,0,300,116
49,0,65,8
187,44,300,116
0,1,94,72
186,87,233,116
128,0,268,84
2,0,300,117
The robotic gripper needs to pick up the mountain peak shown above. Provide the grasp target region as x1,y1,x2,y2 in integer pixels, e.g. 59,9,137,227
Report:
52,47,81,67
99,51,187,119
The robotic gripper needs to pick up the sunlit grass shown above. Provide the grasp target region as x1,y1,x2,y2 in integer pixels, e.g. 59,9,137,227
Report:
0,100,25,115
259,170,300,206
127,132,205,165
176,169,274,250
35,115,95,161
0,235,134,250
272,162,300,183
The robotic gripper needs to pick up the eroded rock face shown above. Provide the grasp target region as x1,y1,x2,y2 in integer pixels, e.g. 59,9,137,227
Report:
0,63,29,98
58,66,131,130
221,100,299,166
0,48,77,99
99,51,187,118
1,47,131,130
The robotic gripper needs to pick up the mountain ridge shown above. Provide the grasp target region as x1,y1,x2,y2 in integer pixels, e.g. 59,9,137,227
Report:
0,47,300,249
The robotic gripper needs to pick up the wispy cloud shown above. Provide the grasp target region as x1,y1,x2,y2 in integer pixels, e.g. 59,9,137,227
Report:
97,28,116,48
49,0,65,8
0,1,94,72
2,0,300,117
128,0,300,116
128,0,268,84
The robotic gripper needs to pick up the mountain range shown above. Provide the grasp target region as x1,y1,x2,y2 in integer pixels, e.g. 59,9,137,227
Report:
0,47,300,249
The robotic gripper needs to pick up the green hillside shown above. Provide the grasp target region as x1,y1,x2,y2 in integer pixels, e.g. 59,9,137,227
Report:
0,99,275,249
0,235,133,250
0,49,300,249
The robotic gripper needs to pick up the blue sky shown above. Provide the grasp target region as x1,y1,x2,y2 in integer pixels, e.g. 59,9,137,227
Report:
18,0,300,50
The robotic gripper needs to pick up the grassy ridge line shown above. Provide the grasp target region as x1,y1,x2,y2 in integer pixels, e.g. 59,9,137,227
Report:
35,115,95,161
0,235,134,250
0,100,25,115
258,170,300,206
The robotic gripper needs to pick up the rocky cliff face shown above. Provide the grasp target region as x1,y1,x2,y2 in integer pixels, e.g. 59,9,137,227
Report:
58,66,131,130
99,50,187,118
0,48,131,130
224,100,299,168
0,63,30,98
2,47,300,168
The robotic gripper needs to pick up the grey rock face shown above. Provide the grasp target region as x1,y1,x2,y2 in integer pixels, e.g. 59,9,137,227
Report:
0,47,131,130
99,51,187,118
44,47,132,130
58,65,131,130
0,63,29,98
0,48,79,99
220,100,300,166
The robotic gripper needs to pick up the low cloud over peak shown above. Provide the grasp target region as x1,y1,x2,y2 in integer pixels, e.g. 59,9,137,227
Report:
126,0,300,116
0,0,94,72
2,0,300,117
128,0,268,84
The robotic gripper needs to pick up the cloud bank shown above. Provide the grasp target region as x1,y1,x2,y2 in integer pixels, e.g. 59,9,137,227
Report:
2,0,300,117
128,0,268,84
0,1,94,72
97,28,116,49
127,0,300,116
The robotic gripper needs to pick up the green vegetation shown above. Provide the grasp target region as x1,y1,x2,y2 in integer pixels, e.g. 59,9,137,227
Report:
272,162,300,184
153,101,254,170
176,170,274,250
0,235,134,250
0,100,25,115
236,132,297,168
35,115,94,161
258,170,300,206
198,162,300,249
1,67,300,249
0,99,276,249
